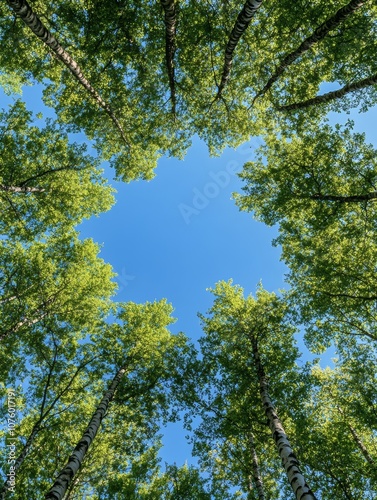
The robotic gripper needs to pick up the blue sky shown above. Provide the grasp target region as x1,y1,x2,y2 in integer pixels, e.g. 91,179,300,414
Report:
3,83,377,468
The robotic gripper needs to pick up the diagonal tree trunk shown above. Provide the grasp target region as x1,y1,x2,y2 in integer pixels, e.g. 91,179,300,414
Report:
309,191,377,202
253,0,367,102
250,336,317,500
277,71,377,112
160,0,177,117
6,0,130,146
217,0,263,98
248,433,265,500
336,406,375,465
44,366,126,500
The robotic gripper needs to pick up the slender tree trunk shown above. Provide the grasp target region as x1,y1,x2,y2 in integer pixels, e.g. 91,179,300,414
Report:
0,313,48,342
248,433,265,500
217,0,263,98
160,0,177,117
0,185,45,193
253,0,366,102
6,0,129,146
277,71,377,112
251,337,317,500
310,191,377,203
45,367,126,500
336,406,375,465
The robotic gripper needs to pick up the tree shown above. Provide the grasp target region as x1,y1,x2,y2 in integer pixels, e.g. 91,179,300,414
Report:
45,300,191,499
234,122,377,351
0,332,98,498
2,0,375,179
6,0,130,145
190,281,316,499
0,100,114,241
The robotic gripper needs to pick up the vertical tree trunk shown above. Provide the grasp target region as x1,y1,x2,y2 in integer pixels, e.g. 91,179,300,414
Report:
6,0,129,146
160,0,177,117
253,0,366,101
217,0,263,98
251,337,317,500
278,71,377,111
248,433,265,500
45,367,126,500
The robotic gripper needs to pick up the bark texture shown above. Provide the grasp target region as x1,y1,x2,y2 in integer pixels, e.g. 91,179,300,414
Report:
248,433,265,500
278,71,377,111
45,367,126,500
254,0,367,101
6,0,129,145
160,0,177,116
251,337,317,500
217,0,263,98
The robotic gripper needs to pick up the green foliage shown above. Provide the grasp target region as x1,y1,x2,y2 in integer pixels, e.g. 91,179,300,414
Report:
186,281,306,499
0,100,114,241
235,122,377,350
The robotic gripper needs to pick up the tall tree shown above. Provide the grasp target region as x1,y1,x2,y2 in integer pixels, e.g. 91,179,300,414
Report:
45,300,190,499
6,0,129,146
191,281,316,499
253,0,368,102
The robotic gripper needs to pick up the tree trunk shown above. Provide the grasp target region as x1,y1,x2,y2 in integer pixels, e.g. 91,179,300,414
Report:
336,406,375,465
6,0,129,146
217,0,263,98
0,185,45,193
160,0,177,117
278,71,377,112
45,367,126,500
251,337,317,500
310,191,377,203
0,313,48,342
253,0,366,101
248,433,265,500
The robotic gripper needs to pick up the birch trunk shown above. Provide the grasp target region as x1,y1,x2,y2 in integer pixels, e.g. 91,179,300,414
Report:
251,338,317,500
0,185,45,193
278,71,377,111
0,313,48,342
6,0,129,146
45,367,126,500
248,433,265,500
254,0,366,101
160,0,177,116
217,0,263,98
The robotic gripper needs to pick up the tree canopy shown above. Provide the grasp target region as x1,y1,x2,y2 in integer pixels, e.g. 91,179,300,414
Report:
1,0,377,498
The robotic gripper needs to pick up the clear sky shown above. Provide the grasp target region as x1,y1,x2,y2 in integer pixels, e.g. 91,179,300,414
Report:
3,83,377,468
